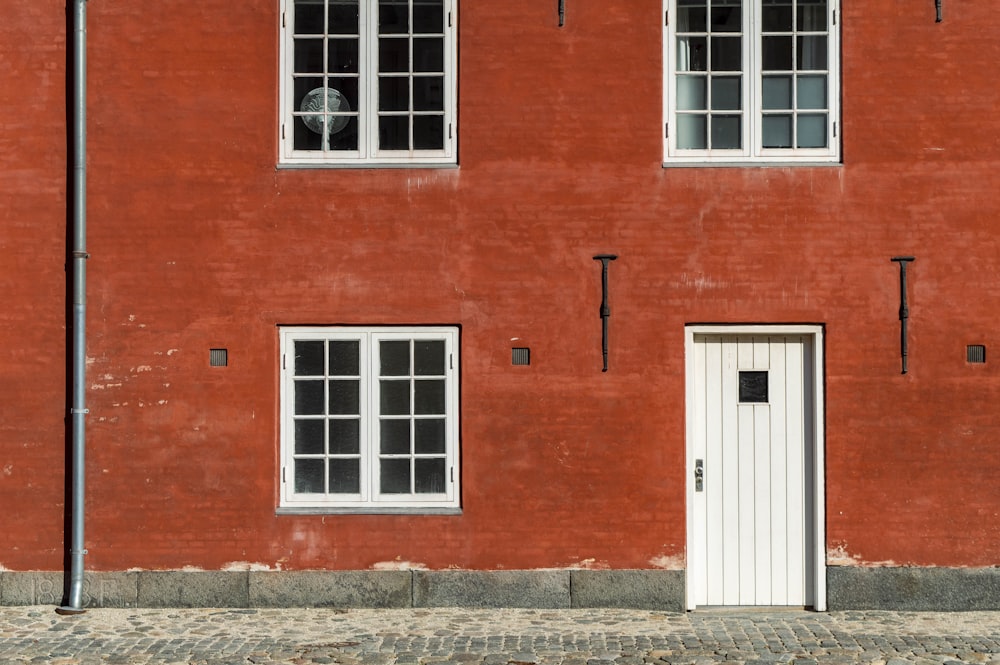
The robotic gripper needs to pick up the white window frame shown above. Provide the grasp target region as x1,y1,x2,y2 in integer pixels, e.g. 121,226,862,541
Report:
663,0,840,165
279,0,458,167
279,326,460,513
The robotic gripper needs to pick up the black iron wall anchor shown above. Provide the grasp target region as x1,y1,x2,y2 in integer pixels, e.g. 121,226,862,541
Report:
892,256,916,374
593,254,617,372
935,0,943,22
558,0,565,26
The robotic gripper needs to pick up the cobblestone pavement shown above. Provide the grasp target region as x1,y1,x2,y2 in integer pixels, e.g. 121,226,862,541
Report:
0,607,998,665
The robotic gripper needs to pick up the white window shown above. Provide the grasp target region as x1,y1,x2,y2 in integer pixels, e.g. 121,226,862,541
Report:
279,327,460,512
279,0,457,166
663,0,840,164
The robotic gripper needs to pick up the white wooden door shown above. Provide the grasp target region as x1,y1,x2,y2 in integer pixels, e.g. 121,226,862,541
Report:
689,334,816,607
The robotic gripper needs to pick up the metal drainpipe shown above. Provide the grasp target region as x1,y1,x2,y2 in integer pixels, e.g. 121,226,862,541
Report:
57,0,89,616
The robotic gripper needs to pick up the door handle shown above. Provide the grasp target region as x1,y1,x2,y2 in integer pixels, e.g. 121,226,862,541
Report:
695,459,704,492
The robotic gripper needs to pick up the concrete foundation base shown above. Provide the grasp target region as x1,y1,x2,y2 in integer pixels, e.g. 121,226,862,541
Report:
826,566,1000,611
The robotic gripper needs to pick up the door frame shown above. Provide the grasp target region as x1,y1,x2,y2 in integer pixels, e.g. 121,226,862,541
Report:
684,324,826,610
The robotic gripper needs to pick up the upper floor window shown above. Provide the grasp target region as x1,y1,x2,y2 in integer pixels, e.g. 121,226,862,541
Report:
279,0,457,167
663,0,840,164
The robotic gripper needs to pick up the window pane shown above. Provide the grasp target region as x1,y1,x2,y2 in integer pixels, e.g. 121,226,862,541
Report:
739,371,769,403
762,115,793,147
295,419,325,455
329,379,360,415
328,340,360,376
295,459,324,493
762,76,792,110
415,459,446,494
677,76,707,111
329,458,360,494
329,419,360,454
762,1,792,31
710,77,740,110
381,459,411,493
413,76,444,111
710,36,741,71
677,37,707,72
380,419,411,454
328,1,360,34
415,379,445,414
413,1,444,33
379,0,409,34
294,2,324,34
294,39,325,74
415,418,446,454
797,114,827,148
380,116,409,149
710,115,741,149
380,341,410,375
414,340,445,375
677,0,707,32
676,114,707,149
295,380,325,415
798,1,828,31
379,77,409,111
379,37,409,73
294,340,325,376
328,38,360,74
797,75,827,109
413,37,443,72
797,36,827,70
413,116,444,149
762,36,792,70
381,379,410,415
710,3,741,32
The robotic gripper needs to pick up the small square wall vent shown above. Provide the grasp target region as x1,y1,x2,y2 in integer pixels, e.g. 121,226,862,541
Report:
967,345,986,364
210,348,229,367
512,347,530,366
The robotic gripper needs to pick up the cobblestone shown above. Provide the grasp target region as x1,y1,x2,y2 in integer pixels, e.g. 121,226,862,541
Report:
0,608,997,665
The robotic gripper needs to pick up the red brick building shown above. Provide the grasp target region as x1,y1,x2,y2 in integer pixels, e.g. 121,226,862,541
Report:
2,0,1000,609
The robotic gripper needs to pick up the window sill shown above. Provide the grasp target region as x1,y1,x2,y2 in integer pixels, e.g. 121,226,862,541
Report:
276,506,463,516
662,161,842,169
276,162,459,171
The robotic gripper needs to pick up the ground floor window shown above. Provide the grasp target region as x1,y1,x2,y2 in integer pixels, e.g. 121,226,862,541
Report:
279,326,460,512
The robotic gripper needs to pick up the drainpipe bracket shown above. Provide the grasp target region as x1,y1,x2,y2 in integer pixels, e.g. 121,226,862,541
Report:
71,251,90,259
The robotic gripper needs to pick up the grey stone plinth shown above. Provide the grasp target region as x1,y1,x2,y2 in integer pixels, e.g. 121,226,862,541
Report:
137,571,248,608
414,570,571,608
0,571,138,608
570,569,685,610
827,566,1000,611
249,570,411,608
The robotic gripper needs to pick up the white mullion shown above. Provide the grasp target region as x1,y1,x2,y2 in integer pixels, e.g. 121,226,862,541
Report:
365,331,378,502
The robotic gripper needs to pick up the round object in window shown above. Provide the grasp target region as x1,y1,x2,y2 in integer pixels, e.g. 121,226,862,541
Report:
300,87,351,135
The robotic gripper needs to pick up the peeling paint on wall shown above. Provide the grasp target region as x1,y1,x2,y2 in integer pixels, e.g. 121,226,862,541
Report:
648,554,685,570
372,560,428,571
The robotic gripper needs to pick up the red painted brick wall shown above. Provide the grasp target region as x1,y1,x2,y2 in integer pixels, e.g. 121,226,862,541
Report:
2,0,1000,573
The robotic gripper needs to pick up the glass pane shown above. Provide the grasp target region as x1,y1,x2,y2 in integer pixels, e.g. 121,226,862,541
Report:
294,419,325,454
329,458,360,494
413,1,444,33
415,418,446,454
676,76,707,111
295,459,324,493
294,39,324,74
797,114,827,148
380,340,410,375
762,115,792,147
328,1,360,34
294,341,325,375
379,37,409,73
328,379,360,415
325,77,359,117
328,38,360,74
413,37,443,72
762,76,792,110
677,37,707,72
294,380,325,415
381,379,410,415
294,2,324,34
413,116,444,149
798,1,828,31
710,77,740,110
380,419,411,454
380,459,411,494
413,76,444,111
379,0,409,34
414,379,445,414
762,1,792,31
676,114,707,149
711,36,741,71
739,371,769,403
380,116,409,150
414,340,445,375
415,459,446,494
677,0,706,32
797,36,828,70
379,77,409,111
328,340,359,376
710,115,741,149
762,36,792,70
329,419,360,454
710,3,741,32
797,75,827,109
